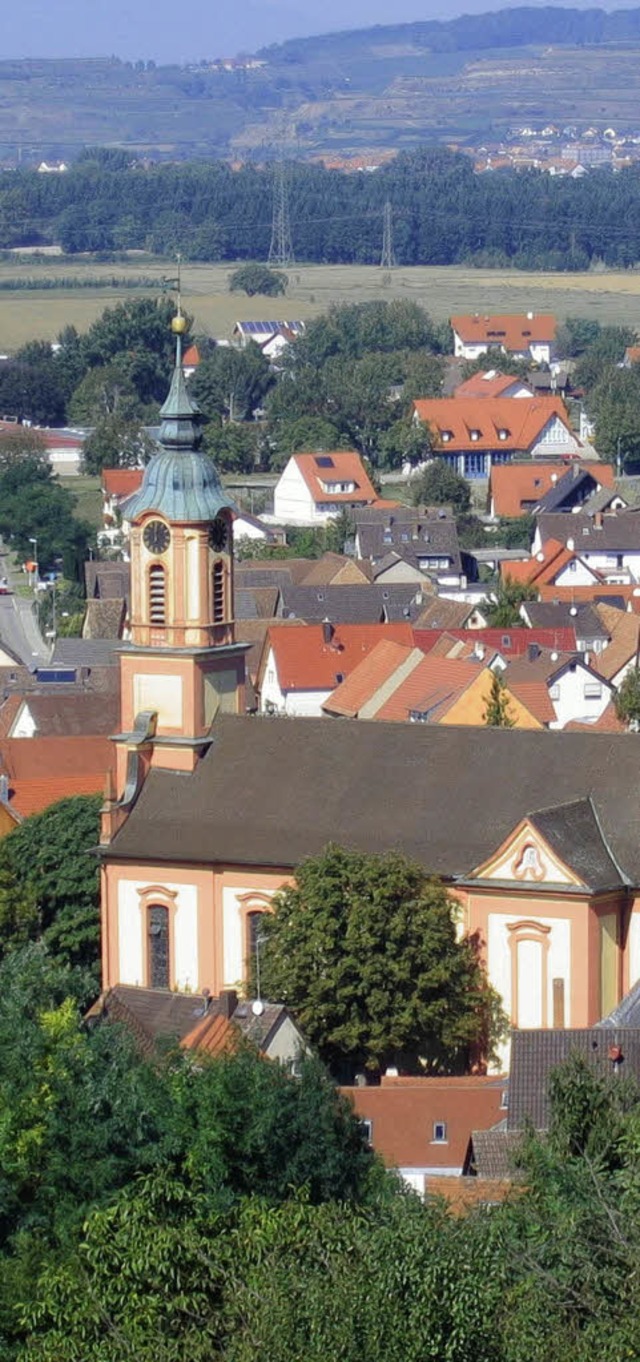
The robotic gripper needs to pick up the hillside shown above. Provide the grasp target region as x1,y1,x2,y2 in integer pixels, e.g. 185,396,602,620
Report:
5,8,640,160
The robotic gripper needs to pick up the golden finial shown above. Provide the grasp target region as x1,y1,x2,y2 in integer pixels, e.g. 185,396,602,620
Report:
170,252,187,333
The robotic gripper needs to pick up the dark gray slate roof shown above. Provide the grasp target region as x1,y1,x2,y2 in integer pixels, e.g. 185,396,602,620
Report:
106,718,640,887
52,638,120,668
354,506,462,573
523,601,609,641
534,466,600,515
470,1128,523,1178
279,583,427,624
508,1027,640,1130
537,509,640,552
598,978,640,1029
529,798,626,892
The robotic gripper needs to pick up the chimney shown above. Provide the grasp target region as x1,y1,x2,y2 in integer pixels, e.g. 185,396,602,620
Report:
219,988,238,1020
473,641,485,661
594,511,603,529
322,618,334,645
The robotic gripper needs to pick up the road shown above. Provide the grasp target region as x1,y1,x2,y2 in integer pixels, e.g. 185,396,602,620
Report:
0,547,50,667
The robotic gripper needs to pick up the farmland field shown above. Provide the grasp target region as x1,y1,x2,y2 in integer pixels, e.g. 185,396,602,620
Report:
1,259,640,349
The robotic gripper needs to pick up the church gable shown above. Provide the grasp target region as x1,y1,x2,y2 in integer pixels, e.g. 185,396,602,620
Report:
468,817,582,888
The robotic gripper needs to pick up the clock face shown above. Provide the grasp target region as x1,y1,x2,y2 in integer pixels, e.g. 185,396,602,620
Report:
209,517,228,552
143,519,171,555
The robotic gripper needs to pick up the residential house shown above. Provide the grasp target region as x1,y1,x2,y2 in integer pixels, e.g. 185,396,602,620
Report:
324,644,543,728
0,734,114,822
533,510,640,584
278,583,431,625
232,320,305,350
499,538,599,589
504,646,615,728
413,626,580,660
413,397,581,479
488,462,612,519
353,506,466,587
258,621,415,715
520,600,610,654
89,984,308,1068
342,1074,508,1197
0,421,86,475
453,370,535,399
181,343,201,378
592,604,640,687
450,313,557,364
532,463,616,515
0,690,119,739
413,597,489,630
624,346,640,367
273,451,378,525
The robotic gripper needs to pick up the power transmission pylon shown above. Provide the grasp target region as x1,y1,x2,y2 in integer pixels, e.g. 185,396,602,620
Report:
380,199,395,284
268,155,294,268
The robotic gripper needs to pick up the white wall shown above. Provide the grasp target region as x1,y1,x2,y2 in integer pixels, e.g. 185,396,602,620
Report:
273,459,319,524
260,645,331,716
222,883,276,987
487,911,571,1026
117,878,199,990
549,664,612,728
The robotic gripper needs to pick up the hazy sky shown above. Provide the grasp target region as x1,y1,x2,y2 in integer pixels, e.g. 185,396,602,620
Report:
0,0,634,62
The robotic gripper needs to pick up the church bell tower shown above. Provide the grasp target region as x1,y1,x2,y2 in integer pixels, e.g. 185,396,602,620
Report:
114,311,247,793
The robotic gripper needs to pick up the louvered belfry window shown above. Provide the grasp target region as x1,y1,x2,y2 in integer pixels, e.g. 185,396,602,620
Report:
212,560,225,623
149,564,166,624
148,905,170,989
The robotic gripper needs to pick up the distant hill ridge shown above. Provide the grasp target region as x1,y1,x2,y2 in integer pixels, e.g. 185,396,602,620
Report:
260,5,640,61
259,6,640,61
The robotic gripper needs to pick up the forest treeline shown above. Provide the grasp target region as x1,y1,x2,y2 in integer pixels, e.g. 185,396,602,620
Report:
3,146,640,268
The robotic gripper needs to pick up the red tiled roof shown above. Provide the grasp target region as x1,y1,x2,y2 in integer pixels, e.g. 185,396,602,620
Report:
413,396,576,454
450,313,556,350
102,469,144,498
260,622,414,691
538,584,640,613
490,461,613,518
498,539,584,586
412,627,578,657
454,371,531,399
292,451,378,506
565,701,626,733
181,1011,239,1055
507,679,557,725
625,347,640,365
182,343,201,368
341,1075,506,1172
0,736,114,818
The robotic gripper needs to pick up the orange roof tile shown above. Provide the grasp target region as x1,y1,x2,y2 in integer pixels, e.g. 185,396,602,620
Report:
538,584,640,613
625,347,640,365
341,1075,506,1172
374,655,482,722
454,371,531,399
292,451,377,506
323,639,418,717
413,396,576,454
593,604,640,680
0,735,114,818
507,679,557,725
490,461,613,518
180,1011,239,1056
102,469,144,498
565,701,626,733
499,539,583,586
261,622,415,692
425,1175,514,1211
182,343,201,368
451,313,556,351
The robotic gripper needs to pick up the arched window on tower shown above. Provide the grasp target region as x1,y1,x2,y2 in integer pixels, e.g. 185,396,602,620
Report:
148,904,170,988
212,559,226,624
149,564,166,625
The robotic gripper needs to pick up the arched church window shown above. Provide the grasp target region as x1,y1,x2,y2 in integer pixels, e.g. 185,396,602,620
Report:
149,564,166,625
148,904,170,988
212,560,225,623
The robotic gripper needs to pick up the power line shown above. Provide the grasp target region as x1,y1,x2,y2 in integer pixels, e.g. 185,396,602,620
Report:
267,153,294,268
380,200,395,282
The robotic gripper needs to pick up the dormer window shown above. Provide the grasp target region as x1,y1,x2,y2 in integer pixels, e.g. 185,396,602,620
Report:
498,429,508,441
470,429,480,442
441,431,451,443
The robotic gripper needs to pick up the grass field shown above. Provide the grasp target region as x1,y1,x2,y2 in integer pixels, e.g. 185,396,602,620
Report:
2,259,640,349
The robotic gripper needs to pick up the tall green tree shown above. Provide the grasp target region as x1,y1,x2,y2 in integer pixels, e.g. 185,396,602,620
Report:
614,665,640,728
260,845,505,1077
410,458,471,513
191,344,273,423
485,578,537,628
229,263,287,296
483,670,515,728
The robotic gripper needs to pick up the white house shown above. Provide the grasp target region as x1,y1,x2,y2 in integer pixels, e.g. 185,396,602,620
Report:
450,313,557,365
273,451,379,525
506,648,615,729
257,621,415,716
232,320,305,350
534,511,640,584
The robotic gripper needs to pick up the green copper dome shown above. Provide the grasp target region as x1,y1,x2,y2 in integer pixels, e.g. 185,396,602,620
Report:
121,330,237,525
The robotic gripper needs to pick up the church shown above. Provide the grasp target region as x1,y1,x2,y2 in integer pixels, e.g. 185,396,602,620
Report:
99,313,640,1039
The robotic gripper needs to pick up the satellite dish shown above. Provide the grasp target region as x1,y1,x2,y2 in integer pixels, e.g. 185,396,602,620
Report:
252,999,265,1017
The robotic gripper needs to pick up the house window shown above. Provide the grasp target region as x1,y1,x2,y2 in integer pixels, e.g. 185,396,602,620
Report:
568,560,577,572
212,560,225,623
501,635,511,648
432,1121,448,1143
148,905,170,989
499,429,508,441
501,1087,509,1110
584,682,602,699
359,1119,373,1144
549,684,560,700
148,564,166,625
